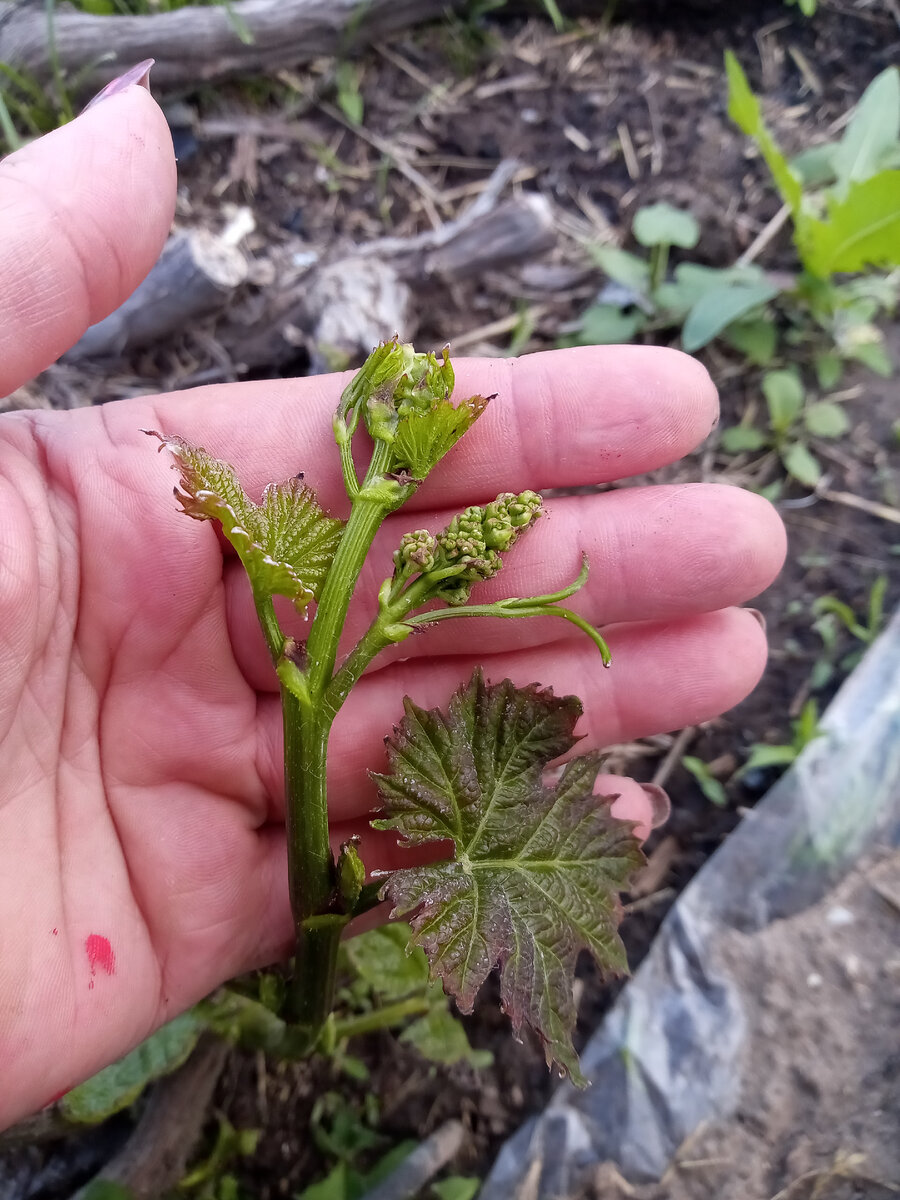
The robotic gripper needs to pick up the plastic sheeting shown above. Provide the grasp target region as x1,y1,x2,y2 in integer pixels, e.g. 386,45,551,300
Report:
481,606,900,1197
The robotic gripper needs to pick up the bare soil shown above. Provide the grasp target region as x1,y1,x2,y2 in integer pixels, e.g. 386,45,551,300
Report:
579,849,900,1200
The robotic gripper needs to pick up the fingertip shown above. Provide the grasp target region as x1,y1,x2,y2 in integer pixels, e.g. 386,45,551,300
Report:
0,85,176,393
689,607,769,716
68,84,177,318
663,482,787,607
603,344,719,461
742,488,789,587
599,774,658,842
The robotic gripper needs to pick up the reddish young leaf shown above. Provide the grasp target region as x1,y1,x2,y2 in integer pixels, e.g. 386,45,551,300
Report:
373,670,645,1083
148,432,343,611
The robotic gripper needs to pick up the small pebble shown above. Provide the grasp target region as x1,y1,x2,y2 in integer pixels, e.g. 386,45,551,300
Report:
843,953,862,979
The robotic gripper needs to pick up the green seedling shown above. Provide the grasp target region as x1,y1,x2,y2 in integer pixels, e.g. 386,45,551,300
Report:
563,202,781,355
179,1115,260,1200
340,923,492,1069
725,56,900,379
80,1184,134,1200
720,368,849,488
0,0,251,153
569,62,900,389
538,0,567,30
726,56,900,279
814,575,888,647
72,0,248,18
334,61,364,126
811,574,888,687
0,59,74,152
140,339,641,1088
738,699,823,778
296,1138,418,1200
681,756,728,808
432,1179,481,1200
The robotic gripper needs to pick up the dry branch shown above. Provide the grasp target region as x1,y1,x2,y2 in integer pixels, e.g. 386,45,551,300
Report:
222,191,555,373
64,167,555,372
64,229,248,362
0,0,468,94
74,1036,229,1200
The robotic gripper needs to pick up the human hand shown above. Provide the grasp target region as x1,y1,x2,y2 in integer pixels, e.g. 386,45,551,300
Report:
0,82,785,1129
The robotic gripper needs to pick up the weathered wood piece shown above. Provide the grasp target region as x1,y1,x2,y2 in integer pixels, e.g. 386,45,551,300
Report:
224,190,556,373
74,1036,229,1200
63,161,555,372
0,0,468,93
64,230,248,362
360,1121,465,1200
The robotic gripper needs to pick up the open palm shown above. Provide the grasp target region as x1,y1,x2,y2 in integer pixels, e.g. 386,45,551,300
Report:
0,86,785,1129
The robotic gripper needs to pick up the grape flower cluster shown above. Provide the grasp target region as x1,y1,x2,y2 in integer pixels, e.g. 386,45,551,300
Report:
393,490,542,607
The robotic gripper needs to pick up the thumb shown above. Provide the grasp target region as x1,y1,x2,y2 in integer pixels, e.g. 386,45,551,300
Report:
0,69,175,397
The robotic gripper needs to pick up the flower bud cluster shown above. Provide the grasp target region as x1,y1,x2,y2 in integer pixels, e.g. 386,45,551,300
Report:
393,529,439,578
393,491,542,607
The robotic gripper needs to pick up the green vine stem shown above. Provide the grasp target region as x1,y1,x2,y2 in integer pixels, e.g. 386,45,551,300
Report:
255,594,285,664
281,439,410,1030
328,995,431,1043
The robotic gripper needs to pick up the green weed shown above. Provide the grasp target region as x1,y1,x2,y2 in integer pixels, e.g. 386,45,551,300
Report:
570,63,900,368
682,755,729,807
811,575,888,687
739,699,824,778
720,368,849,489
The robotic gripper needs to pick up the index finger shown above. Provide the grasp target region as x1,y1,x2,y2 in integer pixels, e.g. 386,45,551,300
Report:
140,345,718,511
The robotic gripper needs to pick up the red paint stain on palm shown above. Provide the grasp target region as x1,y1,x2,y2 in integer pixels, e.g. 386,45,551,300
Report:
85,933,115,990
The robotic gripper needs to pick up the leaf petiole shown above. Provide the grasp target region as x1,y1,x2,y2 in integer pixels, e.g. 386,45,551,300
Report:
404,600,612,666
254,594,286,664
501,555,591,607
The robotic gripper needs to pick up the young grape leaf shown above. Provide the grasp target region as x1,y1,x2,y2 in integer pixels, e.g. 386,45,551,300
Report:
391,394,490,481
372,670,645,1084
148,432,344,610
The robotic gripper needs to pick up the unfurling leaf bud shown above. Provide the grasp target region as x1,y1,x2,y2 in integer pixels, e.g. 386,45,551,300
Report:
394,346,455,416
337,839,366,913
335,341,489,489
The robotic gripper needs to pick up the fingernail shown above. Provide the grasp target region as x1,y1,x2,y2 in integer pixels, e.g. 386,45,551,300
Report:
82,60,154,113
746,608,767,633
639,783,671,829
